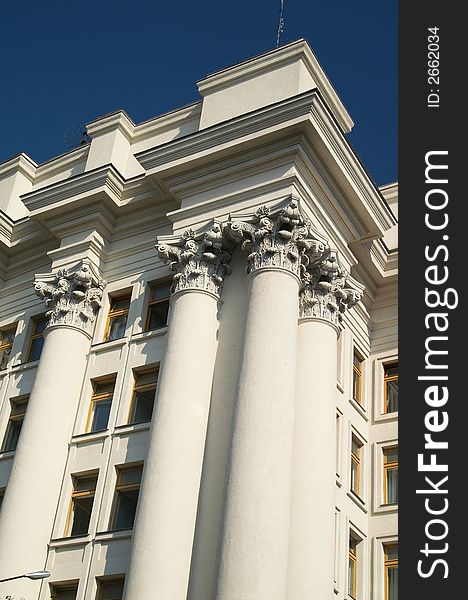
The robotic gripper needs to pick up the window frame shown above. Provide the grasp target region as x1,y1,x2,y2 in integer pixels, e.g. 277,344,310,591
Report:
109,463,143,531
384,544,398,600
104,294,131,342
1,396,29,453
86,377,116,433
26,314,48,362
348,536,358,599
65,471,98,537
352,350,364,405
383,362,398,414
350,436,362,498
96,577,125,600
145,281,171,332
0,324,17,370
49,581,79,600
127,367,159,425
383,447,398,505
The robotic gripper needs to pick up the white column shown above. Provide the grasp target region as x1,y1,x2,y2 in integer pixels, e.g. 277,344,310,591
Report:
286,252,364,599
216,198,327,600
124,222,234,600
0,262,105,598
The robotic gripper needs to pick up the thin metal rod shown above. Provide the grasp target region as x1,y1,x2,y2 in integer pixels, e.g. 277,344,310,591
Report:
276,0,285,48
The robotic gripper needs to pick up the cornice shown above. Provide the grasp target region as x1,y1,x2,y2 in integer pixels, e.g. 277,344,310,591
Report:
305,95,396,235
33,145,89,190
136,91,314,173
0,152,37,181
86,109,135,141
136,90,395,242
132,102,202,144
20,165,125,219
197,39,353,133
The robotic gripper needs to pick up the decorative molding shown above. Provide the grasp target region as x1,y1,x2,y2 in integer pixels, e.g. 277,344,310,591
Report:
226,196,328,279
156,220,234,298
34,260,106,336
299,249,364,327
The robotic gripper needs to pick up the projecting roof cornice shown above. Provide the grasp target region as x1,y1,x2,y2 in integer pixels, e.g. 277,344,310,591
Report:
0,209,50,251
136,90,395,240
20,164,126,222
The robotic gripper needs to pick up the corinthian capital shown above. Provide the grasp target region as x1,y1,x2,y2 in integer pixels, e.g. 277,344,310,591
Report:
34,260,106,336
299,250,364,327
225,196,329,280
156,220,235,298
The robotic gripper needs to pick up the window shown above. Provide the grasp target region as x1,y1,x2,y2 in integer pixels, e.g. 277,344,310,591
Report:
1,397,28,452
348,535,358,599
104,295,131,342
0,325,16,370
146,282,171,331
128,368,158,424
87,378,115,432
110,464,143,531
96,578,125,600
27,316,48,361
384,363,398,413
66,472,98,537
352,351,363,404
0,488,5,511
350,436,362,497
384,544,398,600
383,447,398,505
50,582,78,600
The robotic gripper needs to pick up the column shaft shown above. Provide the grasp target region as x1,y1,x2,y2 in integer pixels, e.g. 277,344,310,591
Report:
0,326,91,598
287,319,338,599
124,290,218,600
216,269,298,600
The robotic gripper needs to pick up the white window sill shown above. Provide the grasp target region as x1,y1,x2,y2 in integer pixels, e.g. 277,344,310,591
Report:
347,490,368,514
114,422,151,436
90,337,128,354
349,397,369,421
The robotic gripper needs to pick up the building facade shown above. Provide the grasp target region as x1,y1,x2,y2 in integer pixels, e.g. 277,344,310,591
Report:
0,40,398,600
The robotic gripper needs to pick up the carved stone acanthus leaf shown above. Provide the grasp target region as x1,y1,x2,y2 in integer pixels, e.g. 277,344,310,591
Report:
299,250,365,326
156,221,235,298
34,261,106,336
226,196,328,279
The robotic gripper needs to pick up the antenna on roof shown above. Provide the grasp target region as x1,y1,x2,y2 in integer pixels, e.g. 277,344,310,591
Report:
276,0,285,48
64,127,91,151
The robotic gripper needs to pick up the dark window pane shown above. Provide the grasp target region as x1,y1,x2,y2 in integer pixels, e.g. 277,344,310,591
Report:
70,496,94,536
29,337,44,361
50,585,78,600
94,381,115,395
131,389,155,423
2,419,24,452
74,475,98,492
110,298,130,312
135,370,158,386
106,315,128,341
386,469,398,504
113,488,140,530
34,318,48,335
150,283,171,301
0,347,11,370
388,566,398,600
90,400,112,432
386,379,398,412
119,466,143,486
99,580,125,600
147,301,169,331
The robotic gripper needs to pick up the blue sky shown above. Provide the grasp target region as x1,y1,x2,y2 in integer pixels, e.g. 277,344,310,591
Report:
0,0,396,185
